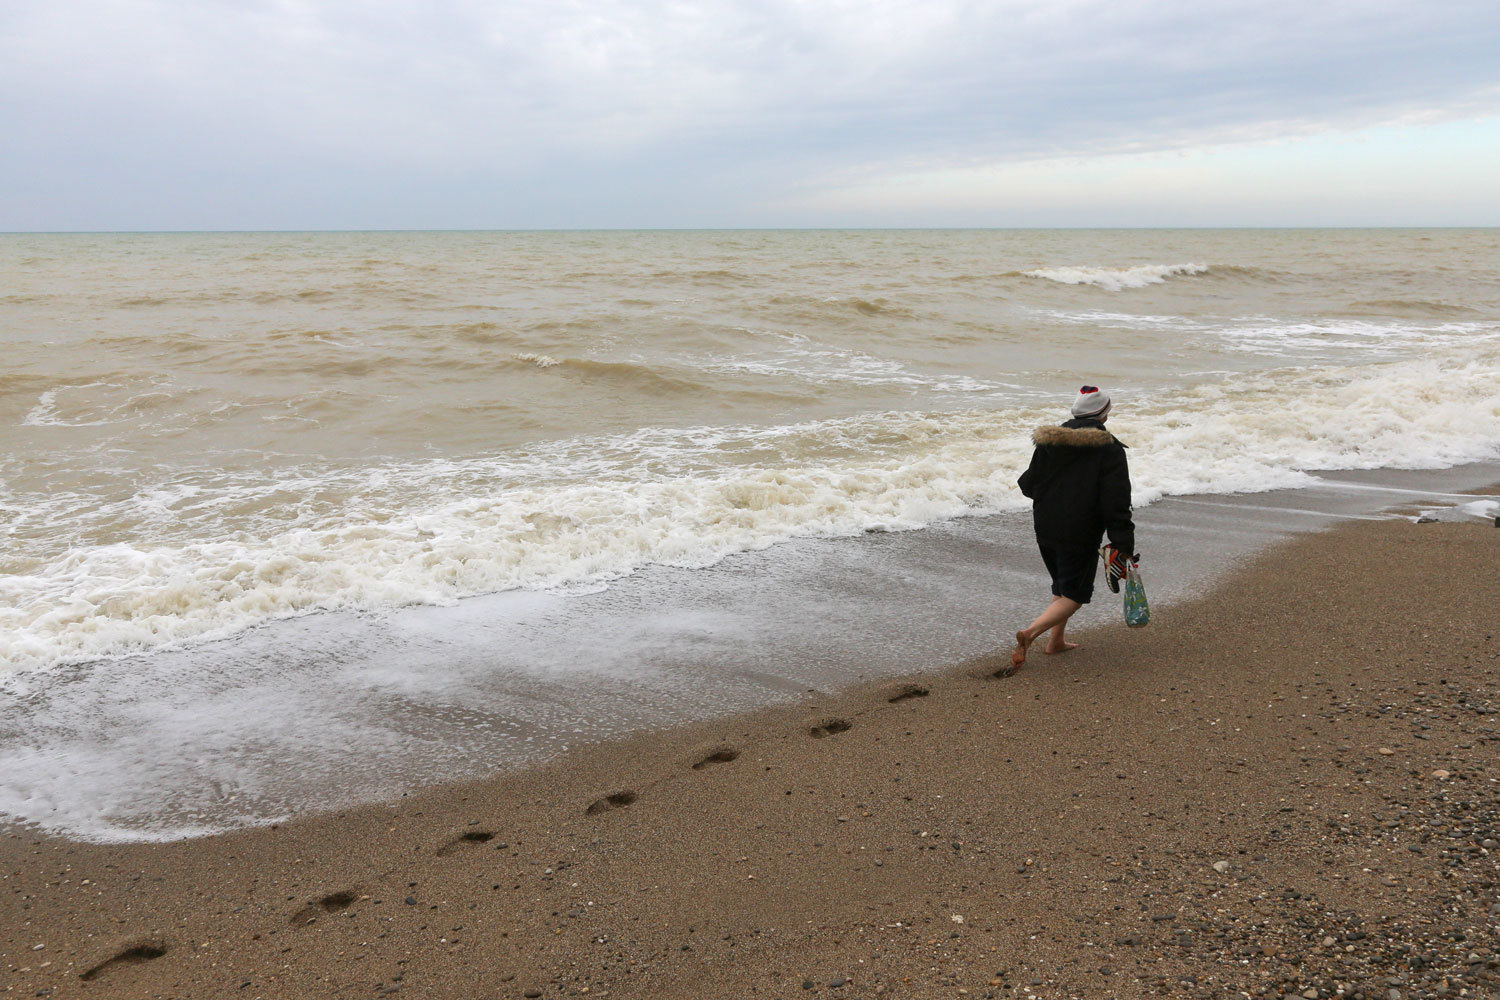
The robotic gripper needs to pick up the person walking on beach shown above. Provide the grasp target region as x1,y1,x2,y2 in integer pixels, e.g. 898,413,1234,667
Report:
1011,385,1136,668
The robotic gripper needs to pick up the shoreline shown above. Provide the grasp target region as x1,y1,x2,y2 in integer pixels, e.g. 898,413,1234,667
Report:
4,512,1499,999
4,463,1498,847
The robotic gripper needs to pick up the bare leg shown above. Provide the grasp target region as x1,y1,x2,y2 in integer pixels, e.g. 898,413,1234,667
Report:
1012,596,1082,667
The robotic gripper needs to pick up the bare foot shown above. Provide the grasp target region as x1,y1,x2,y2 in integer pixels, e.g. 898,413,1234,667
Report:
1010,630,1031,668
1043,640,1079,655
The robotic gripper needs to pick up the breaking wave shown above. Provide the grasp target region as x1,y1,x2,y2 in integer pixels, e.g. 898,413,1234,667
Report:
1022,263,1209,291
4,354,1498,672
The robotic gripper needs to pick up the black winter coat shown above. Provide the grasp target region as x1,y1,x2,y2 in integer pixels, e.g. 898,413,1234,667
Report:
1017,417,1135,555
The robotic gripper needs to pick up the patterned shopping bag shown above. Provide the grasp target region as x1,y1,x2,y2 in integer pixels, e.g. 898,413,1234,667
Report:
1123,561,1150,628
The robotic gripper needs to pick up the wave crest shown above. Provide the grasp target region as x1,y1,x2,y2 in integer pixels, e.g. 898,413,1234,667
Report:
1022,263,1209,291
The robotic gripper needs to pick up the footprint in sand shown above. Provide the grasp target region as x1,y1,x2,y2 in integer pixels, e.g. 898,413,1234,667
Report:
436,830,496,856
290,889,360,925
808,718,852,739
692,747,740,770
959,653,1018,680
79,937,168,981
886,684,929,703
585,790,638,815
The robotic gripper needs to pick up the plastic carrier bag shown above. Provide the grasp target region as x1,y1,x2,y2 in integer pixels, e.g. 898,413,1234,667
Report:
1123,561,1150,628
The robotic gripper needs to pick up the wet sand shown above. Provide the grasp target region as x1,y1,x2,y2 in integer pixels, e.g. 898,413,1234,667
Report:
3,515,1498,1000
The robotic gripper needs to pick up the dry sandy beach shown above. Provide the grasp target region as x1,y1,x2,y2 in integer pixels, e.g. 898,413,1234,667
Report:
3,514,1498,1000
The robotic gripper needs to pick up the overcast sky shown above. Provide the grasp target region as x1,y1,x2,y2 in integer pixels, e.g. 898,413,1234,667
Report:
3,0,1498,229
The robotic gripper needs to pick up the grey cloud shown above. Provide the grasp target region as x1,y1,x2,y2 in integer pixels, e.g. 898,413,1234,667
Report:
2,0,1497,227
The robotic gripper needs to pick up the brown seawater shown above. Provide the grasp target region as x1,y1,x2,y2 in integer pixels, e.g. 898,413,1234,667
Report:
4,228,1499,668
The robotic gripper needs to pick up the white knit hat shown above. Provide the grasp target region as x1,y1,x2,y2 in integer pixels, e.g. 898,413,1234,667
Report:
1071,385,1111,419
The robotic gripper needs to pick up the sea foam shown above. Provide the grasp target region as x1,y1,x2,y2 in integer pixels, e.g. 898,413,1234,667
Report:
3,354,1498,672
1023,262,1209,291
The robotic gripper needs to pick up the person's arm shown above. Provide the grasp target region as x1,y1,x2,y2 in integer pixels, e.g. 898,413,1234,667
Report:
1017,448,1043,498
1100,445,1135,555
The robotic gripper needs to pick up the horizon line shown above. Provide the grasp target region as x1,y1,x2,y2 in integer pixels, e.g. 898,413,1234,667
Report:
4,224,1499,236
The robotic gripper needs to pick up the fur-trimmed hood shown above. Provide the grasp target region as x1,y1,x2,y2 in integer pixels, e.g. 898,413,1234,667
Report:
1031,425,1124,448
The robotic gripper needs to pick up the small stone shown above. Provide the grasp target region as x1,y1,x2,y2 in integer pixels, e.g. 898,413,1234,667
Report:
404,896,417,906
802,981,815,991
1431,769,1450,780
1382,877,1398,886
951,914,964,924
1323,936,1336,946
523,993,542,999
830,977,846,988
1388,991,1402,1000
1482,839,1497,849
1212,861,1230,873
1378,748,1395,756
1304,990,1320,999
